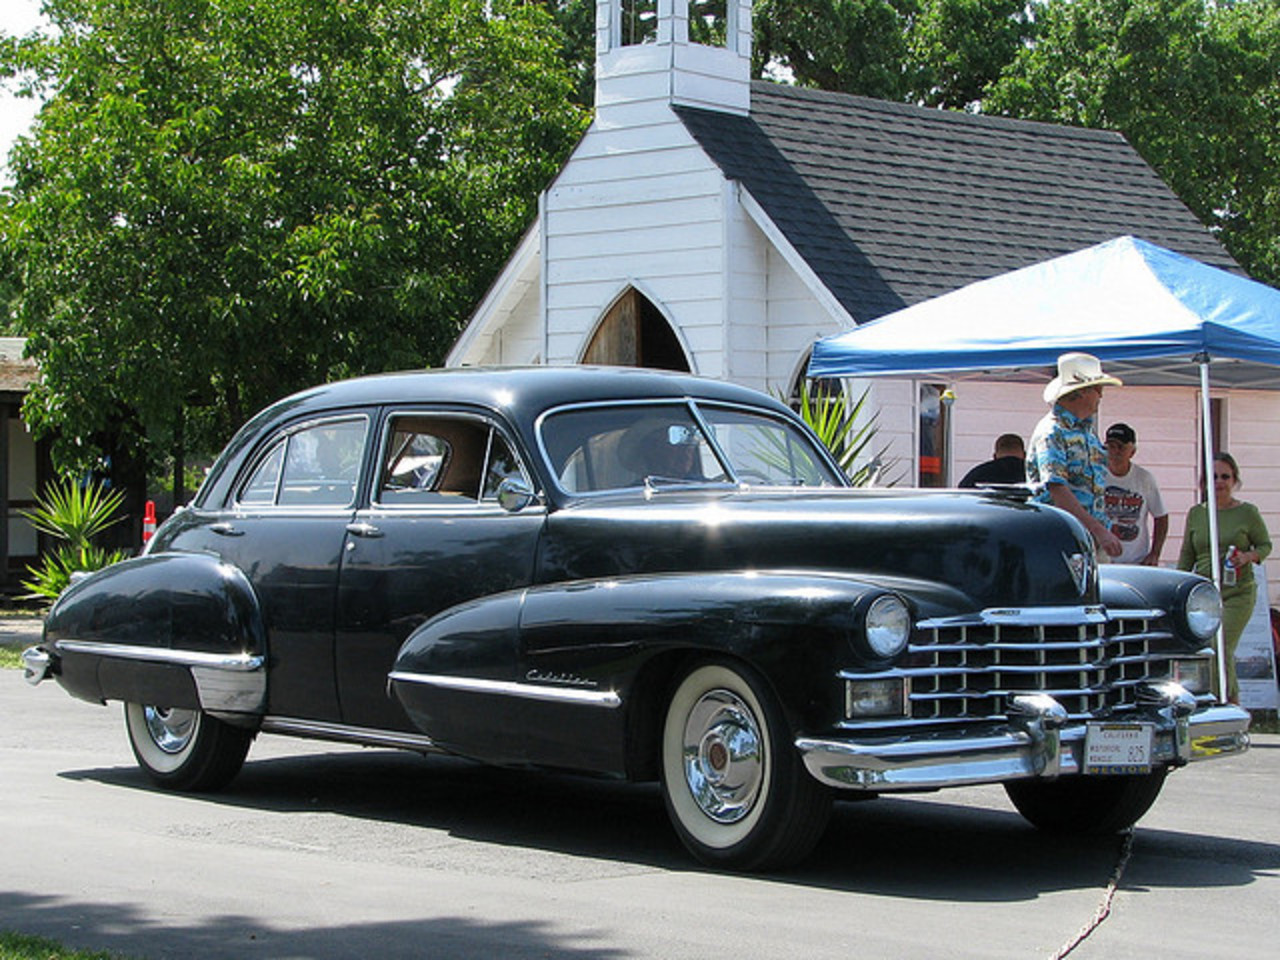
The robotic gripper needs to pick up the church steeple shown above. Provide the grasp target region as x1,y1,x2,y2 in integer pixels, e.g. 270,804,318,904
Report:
594,0,753,121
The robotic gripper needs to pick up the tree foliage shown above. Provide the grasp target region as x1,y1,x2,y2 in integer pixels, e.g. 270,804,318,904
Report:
1,0,588,479
3,0,1277,492
750,0,1280,287
985,0,1280,287
753,0,1034,107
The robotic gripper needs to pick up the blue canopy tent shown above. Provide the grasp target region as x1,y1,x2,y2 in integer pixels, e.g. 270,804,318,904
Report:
809,235,1280,386
808,235,1280,700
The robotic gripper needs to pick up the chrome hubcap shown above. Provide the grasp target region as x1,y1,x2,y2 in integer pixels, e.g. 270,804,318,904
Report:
143,705,198,754
681,689,764,824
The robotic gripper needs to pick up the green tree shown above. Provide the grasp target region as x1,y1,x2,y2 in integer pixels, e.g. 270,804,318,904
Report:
748,0,1277,285
0,0,588,499
752,0,1033,107
537,0,597,107
753,0,915,100
985,0,1280,287
907,0,1034,107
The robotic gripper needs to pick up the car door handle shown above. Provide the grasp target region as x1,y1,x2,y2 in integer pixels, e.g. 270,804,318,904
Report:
209,522,244,537
345,522,384,538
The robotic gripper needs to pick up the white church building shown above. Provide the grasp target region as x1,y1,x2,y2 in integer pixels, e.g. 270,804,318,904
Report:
447,0,1280,594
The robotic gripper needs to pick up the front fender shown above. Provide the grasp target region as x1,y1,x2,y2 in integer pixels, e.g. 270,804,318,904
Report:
520,571,922,733
44,552,268,716
1099,563,1218,649
391,571,934,769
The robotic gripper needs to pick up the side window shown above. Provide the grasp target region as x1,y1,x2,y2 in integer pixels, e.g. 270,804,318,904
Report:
240,442,285,505
237,417,367,508
377,414,530,507
481,432,528,500
383,429,450,494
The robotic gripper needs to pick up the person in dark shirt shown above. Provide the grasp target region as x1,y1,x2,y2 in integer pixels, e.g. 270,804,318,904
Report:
958,433,1026,488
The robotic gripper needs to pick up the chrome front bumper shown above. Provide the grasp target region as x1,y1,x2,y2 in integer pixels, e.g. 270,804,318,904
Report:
796,682,1251,792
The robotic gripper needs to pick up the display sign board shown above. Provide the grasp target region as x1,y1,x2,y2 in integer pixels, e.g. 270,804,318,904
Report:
1237,563,1278,710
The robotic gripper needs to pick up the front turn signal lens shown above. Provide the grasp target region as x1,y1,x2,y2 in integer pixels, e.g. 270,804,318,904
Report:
846,678,908,718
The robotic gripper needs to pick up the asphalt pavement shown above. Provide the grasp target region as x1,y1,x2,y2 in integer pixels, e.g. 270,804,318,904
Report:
3,656,1280,960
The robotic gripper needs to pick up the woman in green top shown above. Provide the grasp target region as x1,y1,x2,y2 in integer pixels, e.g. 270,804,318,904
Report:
1177,452,1273,703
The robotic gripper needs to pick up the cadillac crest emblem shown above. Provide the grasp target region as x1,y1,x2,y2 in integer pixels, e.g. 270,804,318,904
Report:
1064,552,1090,595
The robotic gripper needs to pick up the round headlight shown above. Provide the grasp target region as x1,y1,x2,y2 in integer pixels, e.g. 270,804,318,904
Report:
1183,580,1222,641
862,594,912,659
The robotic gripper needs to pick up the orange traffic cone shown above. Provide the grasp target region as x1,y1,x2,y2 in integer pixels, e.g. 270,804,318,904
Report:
142,500,157,544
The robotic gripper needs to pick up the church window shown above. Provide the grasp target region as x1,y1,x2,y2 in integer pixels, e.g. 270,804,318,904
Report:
688,0,728,47
621,0,658,45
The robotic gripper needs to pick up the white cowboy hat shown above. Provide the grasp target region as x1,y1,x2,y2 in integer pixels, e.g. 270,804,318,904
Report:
1043,352,1122,403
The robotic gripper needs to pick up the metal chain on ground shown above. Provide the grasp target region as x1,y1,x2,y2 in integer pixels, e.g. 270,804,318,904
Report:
1047,827,1136,960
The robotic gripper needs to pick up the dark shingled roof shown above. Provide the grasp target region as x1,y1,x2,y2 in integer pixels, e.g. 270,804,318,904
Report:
674,82,1238,324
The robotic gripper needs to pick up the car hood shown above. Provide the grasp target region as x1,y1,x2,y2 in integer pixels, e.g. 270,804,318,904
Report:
536,487,1096,616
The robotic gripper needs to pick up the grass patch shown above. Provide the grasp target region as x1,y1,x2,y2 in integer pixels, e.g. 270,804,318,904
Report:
0,605,43,619
0,608,42,670
1249,710,1280,734
0,930,133,960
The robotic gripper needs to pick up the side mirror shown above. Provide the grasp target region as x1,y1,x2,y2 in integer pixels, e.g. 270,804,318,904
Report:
496,477,538,513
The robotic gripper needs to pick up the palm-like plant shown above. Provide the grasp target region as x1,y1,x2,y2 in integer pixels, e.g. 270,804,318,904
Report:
791,381,889,487
21,479,130,601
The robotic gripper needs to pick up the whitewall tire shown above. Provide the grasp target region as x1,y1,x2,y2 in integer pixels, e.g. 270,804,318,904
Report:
124,702,252,791
660,661,831,870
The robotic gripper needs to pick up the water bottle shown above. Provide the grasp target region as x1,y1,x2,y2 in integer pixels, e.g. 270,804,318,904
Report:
1223,545,1239,587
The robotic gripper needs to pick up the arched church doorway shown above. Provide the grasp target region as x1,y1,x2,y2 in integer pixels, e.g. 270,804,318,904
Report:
581,288,690,372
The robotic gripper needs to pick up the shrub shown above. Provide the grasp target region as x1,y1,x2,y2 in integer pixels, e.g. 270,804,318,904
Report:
20,479,130,601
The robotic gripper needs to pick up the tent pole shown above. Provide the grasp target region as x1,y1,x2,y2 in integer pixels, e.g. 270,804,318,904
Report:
1198,360,1226,702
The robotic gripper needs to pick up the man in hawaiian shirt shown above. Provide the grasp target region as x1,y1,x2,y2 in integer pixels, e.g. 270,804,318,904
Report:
1026,353,1123,559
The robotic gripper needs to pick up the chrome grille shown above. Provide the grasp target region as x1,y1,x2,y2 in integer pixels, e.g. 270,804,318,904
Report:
900,612,1190,722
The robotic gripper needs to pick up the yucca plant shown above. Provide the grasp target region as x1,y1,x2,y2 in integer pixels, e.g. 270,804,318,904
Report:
21,478,131,601
789,380,889,487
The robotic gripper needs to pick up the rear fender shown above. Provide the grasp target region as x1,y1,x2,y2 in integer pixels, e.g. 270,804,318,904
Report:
44,552,268,718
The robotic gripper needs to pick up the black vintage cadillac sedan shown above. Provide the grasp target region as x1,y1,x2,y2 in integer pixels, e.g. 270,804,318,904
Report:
23,367,1249,870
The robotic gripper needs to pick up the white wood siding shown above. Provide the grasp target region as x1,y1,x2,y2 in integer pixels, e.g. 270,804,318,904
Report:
543,116,730,373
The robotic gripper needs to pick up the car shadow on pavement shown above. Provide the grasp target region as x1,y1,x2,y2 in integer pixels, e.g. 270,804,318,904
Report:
0,889,632,960
58,747,1280,898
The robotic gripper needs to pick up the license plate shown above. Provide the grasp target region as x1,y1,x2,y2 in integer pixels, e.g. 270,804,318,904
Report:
1084,722,1154,774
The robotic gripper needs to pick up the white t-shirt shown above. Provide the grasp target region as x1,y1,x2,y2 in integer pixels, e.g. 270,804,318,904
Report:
1103,463,1167,564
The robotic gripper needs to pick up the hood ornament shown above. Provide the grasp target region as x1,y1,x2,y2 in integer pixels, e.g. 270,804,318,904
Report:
1064,552,1091,595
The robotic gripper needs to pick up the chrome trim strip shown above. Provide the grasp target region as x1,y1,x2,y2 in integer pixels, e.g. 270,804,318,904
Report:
916,606,1167,629
55,640,264,672
260,717,439,752
917,606,1108,628
797,702,1249,792
1106,608,1166,620
388,671,622,708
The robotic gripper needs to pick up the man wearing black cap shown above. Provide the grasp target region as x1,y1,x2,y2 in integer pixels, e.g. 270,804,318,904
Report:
1103,422,1168,565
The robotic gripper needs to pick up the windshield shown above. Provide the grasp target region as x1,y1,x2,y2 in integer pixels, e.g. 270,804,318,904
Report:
539,401,843,494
